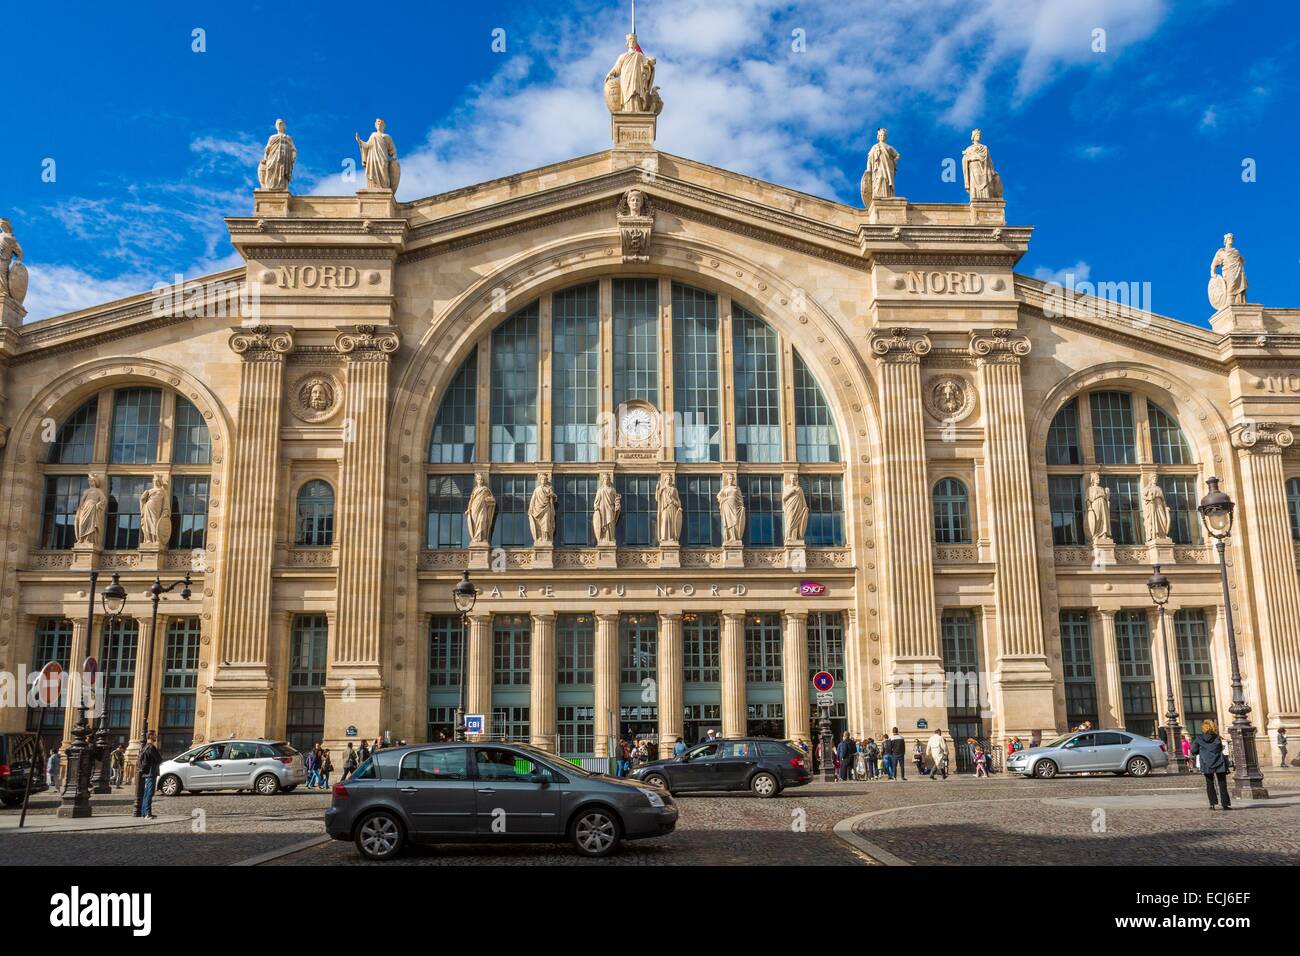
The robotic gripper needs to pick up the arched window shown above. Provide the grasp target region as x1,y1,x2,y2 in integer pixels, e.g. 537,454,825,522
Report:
295,481,334,547
733,305,781,462
1045,388,1200,546
489,306,539,462
793,350,840,462
428,348,477,463
932,478,971,544
1287,477,1300,542
39,387,214,552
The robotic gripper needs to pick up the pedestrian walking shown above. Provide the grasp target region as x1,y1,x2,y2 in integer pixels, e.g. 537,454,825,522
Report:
927,729,949,781
320,748,334,788
1190,719,1232,811
304,746,320,789
890,729,907,780
46,749,61,789
836,732,856,782
357,740,371,764
342,743,358,782
974,745,988,778
1278,728,1289,768
110,743,126,786
1180,735,1192,765
673,737,686,757
138,730,162,818
863,737,879,779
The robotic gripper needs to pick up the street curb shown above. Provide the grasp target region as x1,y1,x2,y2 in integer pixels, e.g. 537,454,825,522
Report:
0,814,182,834
230,834,332,866
832,810,913,866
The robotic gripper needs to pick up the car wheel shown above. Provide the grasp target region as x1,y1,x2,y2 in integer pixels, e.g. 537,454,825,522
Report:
254,773,281,796
1033,760,1058,779
642,773,671,794
355,811,405,861
158,774,182,797
570,807,621,858
1126,756,1151,777
750,772,779,798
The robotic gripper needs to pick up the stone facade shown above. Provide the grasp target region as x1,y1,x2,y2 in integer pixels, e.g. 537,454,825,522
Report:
3,108,1300,770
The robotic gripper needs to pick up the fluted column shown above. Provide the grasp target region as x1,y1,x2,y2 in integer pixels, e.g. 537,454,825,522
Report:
869,328,945,731
1094,608,1124,728
530,612,556,750
465,612,493,739
970,330,1055,738
594,613,619,758
721,612,747,738
324,326,400,746
123,618,156,776
782,611,811,746
657,612,683,757
209,326,293,735
1232,424,1300,734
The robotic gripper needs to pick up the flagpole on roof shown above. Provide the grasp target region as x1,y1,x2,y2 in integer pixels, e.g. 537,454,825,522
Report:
631,0,636,35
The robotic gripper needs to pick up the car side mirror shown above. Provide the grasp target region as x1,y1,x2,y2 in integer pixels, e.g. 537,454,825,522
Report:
676,753,689,762
529,772,550,787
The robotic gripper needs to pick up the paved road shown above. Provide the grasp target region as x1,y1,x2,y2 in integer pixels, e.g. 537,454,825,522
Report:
6,771,1298,866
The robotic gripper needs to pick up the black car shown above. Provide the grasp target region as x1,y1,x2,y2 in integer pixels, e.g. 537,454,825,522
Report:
630,737,811,797
325,742,678,860
0,733,48,807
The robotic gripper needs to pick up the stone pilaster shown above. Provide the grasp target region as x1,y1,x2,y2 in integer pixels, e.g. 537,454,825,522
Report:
1094,608,1124,729
656,612,683,757
782,611,811,746
869,328,945,733
123,617,156,777
720,611,747,738
593,613,619,758
530,611,556,750
465,612,493,740
1231,424,1300,736
324,326,400,747
970,330,1056,739
209,325,293,736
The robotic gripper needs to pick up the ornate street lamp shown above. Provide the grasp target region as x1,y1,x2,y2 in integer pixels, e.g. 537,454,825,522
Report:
1146,565,1184,773
133,573,191,817
91,573,128,794
451,571,478,743
1197,477,1268,798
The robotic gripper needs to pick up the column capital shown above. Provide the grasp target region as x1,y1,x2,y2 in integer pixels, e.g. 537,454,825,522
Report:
229,324,294,359
783,609,809,623
465,610,494,626
530,610,556,625
1231,421,1294,454
969,328,1031,363
659,610,683,623
596,612,621,625
869,326,931,363
334,324,400,360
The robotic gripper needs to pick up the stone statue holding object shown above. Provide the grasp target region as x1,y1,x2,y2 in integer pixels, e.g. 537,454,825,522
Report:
139,475,172,548
257,119,296,190
782,474,809,545
962,128,1003,200
0,218,26,306
656,473,682,545
717,473,746,546
355,118,401,191
1085,472,1113,544
593,473,622,546
74,474,107,546
528,473,557,545
604,33,662,115
466,473,496,545
1208,233,1248,309
1143,474,1171,542
861,128,900,205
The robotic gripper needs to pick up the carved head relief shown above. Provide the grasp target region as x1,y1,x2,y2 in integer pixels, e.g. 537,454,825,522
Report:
292,375,340,423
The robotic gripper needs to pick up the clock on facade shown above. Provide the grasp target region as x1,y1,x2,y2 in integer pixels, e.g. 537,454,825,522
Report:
618,400,661,449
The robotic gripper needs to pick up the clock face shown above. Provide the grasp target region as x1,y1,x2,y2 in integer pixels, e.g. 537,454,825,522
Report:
622,408,654,442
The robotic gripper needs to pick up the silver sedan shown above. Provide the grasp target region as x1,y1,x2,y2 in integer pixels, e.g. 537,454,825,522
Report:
1006,730,1170,779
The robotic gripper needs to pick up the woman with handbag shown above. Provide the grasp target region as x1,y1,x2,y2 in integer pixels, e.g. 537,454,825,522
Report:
1190,720,1232,811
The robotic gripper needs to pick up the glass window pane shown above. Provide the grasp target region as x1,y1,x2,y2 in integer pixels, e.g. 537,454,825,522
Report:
676,475,721,547
683,612,720,684
672,282,720,462
109,388,162,464
619,614,658,687
1048,475,1084,545
801,475,844,547
1059,610,1099,730
744,613,783,684
552,284,601,462
47,398,98,464
1115,610,1156,737
733,308,781,462
1148,402,1191,465
557,614,595,685
932,478,971,544
807,612,845,684
428,614,463,688
556,475,597,548
1100,474,1143,544
1174,609,1217,725
490,475,535,548
741,474,782,547
172,397,211,465
490,308,539,462
793,350,839,463
429,348,478,464
615,474,657,547
612,279,659,408
941,610,981,720
1046,399,1081,465
1159,475,1201,545
492,615,531,687
41,475,87,550
169,476,210,551
425,475,470,549
295,480,335,547
1089,391,1136,465
105,476,150,550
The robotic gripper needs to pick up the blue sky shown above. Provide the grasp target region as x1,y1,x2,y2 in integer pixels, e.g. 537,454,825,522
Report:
6,0,1297,325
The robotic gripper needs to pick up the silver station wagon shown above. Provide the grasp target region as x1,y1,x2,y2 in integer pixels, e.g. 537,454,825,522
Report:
1006,730,1170,778
157,739,308,796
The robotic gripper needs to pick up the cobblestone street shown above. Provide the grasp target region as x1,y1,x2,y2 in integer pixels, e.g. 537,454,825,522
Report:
6,770,1298,867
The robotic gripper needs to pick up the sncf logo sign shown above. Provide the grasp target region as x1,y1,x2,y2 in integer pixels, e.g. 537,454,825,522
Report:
799,581,826,597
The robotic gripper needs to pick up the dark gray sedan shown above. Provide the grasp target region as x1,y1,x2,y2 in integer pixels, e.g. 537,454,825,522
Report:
324,742,678,860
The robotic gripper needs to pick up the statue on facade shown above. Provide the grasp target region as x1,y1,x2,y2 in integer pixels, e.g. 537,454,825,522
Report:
139,474,172,548
528,472,557,545
717,472,746,546
1084,472,1112,543
73,474,107,546
961,128,1003,200
604,33,662,114
782,473,809,545
0,218,27,306
355,118,401,191
656,473,682,545
257,118,296,190
593,473,622,546
1208,233,1248,309
466,473,496,545
861,128,900,205
617,188,655,263
1143,474,1171,542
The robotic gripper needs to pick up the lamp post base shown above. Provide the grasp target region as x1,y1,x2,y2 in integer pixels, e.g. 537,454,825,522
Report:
1229,720,1269,799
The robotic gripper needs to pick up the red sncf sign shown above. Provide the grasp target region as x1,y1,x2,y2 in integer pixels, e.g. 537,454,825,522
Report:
799,581,826,597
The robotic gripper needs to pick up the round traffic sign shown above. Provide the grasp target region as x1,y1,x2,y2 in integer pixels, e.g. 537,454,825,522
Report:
812,671,835,692
35,662,64,708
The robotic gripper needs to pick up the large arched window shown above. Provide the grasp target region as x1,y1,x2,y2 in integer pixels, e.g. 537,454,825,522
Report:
1044,388,1199,546
932,478,971,544
295,480,335,547
424,277,846,551
1287,476,1300,542
39,387,213,552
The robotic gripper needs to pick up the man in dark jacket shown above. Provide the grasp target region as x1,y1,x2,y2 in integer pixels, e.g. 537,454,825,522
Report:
835,733,856,781
138,731,162,818
890,731,907,780
1190,720,1231,811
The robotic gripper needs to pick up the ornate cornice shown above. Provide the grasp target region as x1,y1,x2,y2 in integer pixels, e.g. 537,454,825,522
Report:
335,324,400,357
229,324,294,359
969,328,1032,363
1230,421,1295,454
869,327,932,363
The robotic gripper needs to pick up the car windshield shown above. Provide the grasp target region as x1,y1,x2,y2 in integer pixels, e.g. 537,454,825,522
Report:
1044,734,1075,749
509,744,597,777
